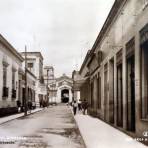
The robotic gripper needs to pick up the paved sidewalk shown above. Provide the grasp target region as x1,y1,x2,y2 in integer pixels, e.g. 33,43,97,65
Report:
75,114,147,148
0,108,43,125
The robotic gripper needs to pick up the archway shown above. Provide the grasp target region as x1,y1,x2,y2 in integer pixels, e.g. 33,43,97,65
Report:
61,89,69,103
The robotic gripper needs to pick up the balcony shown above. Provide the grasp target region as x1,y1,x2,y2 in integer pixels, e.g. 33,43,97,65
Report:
12,89,16,99
2,87,9,98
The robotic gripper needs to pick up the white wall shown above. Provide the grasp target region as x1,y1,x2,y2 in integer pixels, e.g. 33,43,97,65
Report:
56,84,72,103
0,43,22,108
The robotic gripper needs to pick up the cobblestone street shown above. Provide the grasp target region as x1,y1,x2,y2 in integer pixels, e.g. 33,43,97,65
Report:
0,104,85,148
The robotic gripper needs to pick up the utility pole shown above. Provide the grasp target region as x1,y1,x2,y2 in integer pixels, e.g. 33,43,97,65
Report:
47,69,49,106
24,45,28,116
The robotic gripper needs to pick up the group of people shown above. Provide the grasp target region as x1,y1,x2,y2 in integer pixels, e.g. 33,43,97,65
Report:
72,100,89,115
39,99,48,108
16,100,36,113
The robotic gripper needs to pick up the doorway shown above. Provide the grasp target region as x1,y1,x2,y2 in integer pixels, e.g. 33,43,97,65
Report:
109,59,114,124
117,64,123,127
61,89,69,103
126,55,135,131
104,64,108,121
22,88,25,106
97,73,101,109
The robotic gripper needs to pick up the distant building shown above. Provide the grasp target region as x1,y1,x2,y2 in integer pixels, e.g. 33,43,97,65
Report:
72,51,91,104
18,67,36,109
43,71,73,103
21,52,46,105
0,34,24,116
72,70,81,101
56,74,73,103
43,66,56,103
21,52,44,80
44,66,55,85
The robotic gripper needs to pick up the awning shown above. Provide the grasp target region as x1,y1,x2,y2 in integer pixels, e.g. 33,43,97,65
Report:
73,77,89,90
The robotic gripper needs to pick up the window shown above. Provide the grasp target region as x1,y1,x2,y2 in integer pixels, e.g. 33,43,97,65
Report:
12,71,15,89
3,65,9,98
3,66,7,87
27,62,33,68
12,70,16,99
27,62,34,72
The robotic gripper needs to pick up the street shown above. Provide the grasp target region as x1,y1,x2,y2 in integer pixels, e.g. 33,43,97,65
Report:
0,104,85,148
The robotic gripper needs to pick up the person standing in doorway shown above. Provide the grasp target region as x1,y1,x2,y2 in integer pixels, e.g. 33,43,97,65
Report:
72,100,78,115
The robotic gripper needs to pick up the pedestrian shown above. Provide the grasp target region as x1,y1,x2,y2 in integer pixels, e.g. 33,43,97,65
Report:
42,99,46,108
16,100,21,112
78,100,82,111
28,100,32,113
39,100,42,108
72,100,78,115
82,100,89,115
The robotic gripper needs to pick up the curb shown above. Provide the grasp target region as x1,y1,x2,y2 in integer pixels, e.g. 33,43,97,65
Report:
69,106,87,148
0,109,43,125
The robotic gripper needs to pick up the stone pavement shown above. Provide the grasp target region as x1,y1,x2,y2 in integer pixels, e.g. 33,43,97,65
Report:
0,104,86,148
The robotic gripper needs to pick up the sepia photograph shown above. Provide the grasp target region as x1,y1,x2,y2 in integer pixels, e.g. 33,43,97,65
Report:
0,0,148,147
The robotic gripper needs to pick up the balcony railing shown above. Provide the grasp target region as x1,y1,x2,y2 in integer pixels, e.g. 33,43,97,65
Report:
2,87,9,97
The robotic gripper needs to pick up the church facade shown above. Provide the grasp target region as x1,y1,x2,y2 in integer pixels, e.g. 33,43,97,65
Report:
47,73,73,103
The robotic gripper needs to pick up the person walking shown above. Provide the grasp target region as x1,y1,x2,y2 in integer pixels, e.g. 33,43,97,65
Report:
72,100,78,115
78,100,82,111
82,100,89,115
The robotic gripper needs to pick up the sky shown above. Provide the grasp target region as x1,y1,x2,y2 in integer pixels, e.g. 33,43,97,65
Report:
0,0,115,77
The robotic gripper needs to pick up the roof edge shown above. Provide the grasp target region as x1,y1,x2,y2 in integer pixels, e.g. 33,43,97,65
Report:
0,34,24,62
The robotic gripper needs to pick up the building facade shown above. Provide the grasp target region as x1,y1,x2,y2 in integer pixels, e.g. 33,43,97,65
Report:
0,34,24,116
44,66,54,85
56,74,73,103
43,66,56,103
21,52,46,105
77,0,148,141
46,73,73,104
43,66,73,104
18,68,36,109
72,70,82,101
26,70,36,105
